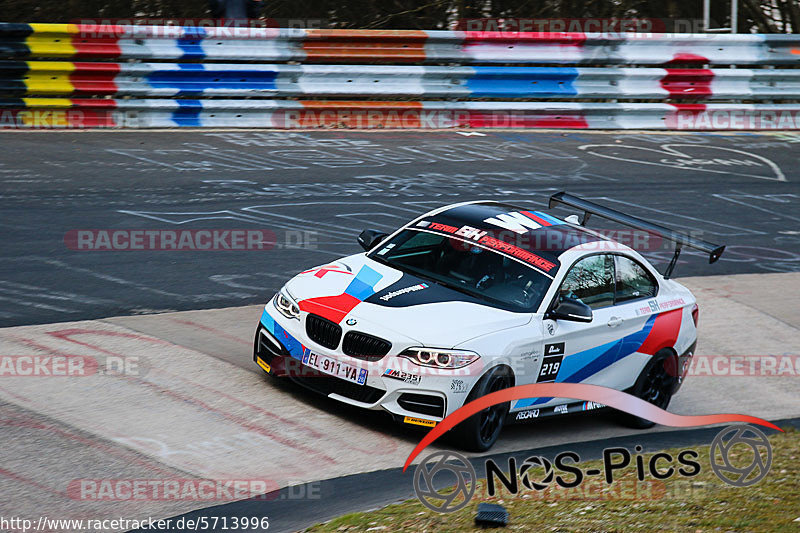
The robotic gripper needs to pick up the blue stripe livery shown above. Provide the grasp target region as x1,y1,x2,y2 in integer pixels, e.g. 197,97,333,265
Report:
344,265,383,300
260,308,307,360
514,314,657,408
531,211,564,225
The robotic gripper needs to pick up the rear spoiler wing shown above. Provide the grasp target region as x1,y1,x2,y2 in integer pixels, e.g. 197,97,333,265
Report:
548,192,725,279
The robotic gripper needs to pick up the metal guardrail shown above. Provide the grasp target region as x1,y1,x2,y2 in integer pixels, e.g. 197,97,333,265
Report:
2,24,800,64
1,23,799,129
2,61,800,100
4,98,800,129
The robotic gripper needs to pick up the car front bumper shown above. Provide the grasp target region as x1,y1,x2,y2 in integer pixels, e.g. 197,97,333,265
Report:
253,306,482,427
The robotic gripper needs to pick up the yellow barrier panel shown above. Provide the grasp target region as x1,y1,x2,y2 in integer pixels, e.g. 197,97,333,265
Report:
26,24,78,58
22,61,76,94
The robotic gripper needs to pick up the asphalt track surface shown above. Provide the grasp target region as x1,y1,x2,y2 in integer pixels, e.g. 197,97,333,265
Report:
1,130,799,532
1,130,800,328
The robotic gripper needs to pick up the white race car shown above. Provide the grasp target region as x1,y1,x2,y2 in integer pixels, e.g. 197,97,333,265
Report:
254,193,724,451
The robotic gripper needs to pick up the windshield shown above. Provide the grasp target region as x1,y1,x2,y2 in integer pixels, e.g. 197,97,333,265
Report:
368,228,555,312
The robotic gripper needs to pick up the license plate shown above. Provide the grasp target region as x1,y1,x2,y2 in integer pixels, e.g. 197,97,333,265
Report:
302,351,367,385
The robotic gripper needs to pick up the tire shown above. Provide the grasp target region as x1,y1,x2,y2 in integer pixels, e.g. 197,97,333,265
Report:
618,349,679,429
449,366,513,452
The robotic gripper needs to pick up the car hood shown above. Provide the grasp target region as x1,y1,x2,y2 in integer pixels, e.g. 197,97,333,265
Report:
285,254,532,347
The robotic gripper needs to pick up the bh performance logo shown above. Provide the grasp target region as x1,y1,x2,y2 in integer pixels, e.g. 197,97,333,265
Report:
412,425,772,512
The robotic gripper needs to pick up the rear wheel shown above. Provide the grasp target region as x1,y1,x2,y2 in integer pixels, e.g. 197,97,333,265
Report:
618,349,678,429
450,366,512,452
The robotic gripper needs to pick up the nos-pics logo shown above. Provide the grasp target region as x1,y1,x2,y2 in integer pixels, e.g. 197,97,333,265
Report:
412,425,773,513
709,425,772,487
413,451,476,513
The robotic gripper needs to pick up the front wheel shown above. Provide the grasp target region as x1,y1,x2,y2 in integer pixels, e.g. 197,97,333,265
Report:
618,349,678,429
449,366,512,452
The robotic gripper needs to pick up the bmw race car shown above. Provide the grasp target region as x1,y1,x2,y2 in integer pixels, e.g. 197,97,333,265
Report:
254,192,725,451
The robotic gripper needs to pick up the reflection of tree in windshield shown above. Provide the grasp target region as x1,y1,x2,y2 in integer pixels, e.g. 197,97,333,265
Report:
615,256,656,301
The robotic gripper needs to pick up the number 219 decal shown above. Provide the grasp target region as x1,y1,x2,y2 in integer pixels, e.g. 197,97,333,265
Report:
538,343,565,382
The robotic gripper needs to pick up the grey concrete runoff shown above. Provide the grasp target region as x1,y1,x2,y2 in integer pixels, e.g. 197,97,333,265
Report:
0,271,797,530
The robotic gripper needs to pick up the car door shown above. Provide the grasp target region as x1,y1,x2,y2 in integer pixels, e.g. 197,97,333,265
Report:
542,253,661,389
600,254,660,390
541,252,632,385
518,254,645,410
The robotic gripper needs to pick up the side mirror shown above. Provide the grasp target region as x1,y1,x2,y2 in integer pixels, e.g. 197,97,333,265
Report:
547,297,593,323
358,229,389,252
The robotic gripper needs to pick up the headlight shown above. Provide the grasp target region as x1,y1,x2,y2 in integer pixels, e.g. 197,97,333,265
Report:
273,288,300,319
400,348,480,369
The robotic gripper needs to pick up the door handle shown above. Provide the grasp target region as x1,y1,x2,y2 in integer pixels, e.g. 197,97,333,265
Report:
607,316,623,328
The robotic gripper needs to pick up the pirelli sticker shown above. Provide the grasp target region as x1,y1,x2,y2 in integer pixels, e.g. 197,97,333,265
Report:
403,416,437,428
